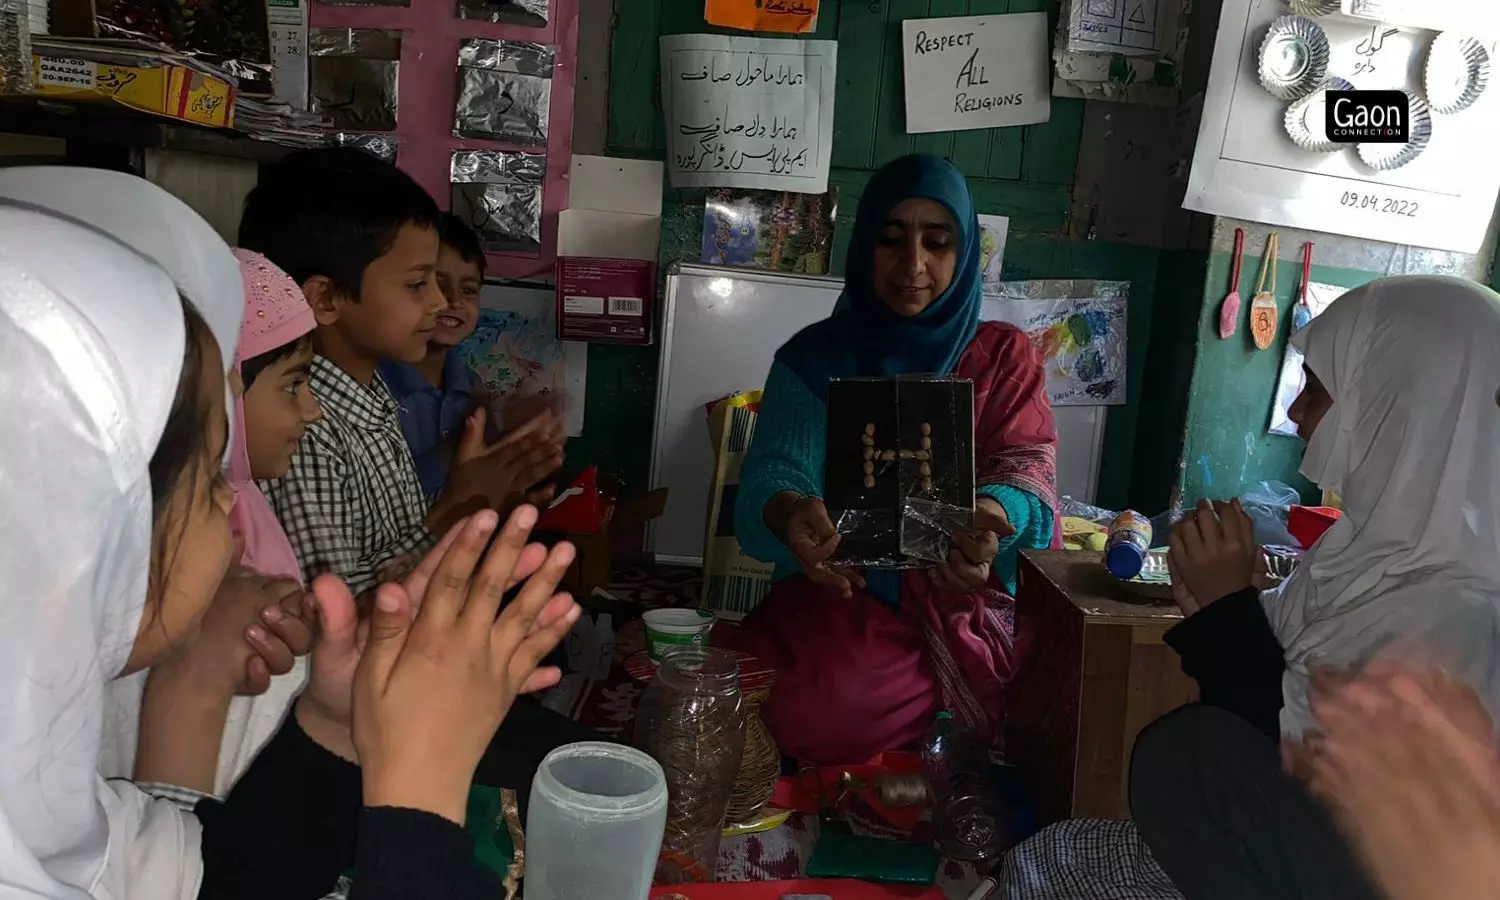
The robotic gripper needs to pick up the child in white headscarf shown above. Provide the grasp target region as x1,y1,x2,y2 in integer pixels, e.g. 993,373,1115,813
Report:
0,170,580,900
1129,274,1500,900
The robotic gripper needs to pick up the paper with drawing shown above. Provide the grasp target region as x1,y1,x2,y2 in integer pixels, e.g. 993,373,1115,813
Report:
455,285,588,437
659,33,837,192
901,13,1051,134
1066,0,1165,55
983,281,1128,406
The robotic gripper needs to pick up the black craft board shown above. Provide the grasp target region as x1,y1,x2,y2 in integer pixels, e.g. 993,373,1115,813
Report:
824,376,976,567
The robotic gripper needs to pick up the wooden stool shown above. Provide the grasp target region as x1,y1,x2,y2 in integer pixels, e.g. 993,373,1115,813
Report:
625,648,778,823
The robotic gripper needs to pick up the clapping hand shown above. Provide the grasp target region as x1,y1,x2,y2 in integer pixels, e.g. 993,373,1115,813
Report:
1301,663,1500,900
354,505,579,823
441,408,565,524
165,536,313,697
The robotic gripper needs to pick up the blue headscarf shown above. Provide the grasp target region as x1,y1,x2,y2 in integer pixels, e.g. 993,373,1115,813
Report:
776,154,983,401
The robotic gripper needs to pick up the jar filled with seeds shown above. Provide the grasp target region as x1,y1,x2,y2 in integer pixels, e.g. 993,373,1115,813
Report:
632,646,746,884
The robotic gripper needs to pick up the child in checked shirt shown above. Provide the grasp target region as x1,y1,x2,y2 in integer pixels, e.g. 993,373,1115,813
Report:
241,148,563,598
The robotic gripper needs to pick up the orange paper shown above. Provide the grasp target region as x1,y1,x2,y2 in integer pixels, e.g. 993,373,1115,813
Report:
705,0,819,34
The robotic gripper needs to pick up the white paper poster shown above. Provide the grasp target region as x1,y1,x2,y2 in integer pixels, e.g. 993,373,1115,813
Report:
1184,0,1500,254
982,281,1129,406
901,13,1052,135
659,34,837,193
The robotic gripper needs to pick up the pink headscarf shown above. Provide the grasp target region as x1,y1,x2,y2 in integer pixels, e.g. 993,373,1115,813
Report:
229,249,315,582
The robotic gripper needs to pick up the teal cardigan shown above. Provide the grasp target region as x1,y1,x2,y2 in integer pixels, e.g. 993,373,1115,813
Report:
735,361,1054,605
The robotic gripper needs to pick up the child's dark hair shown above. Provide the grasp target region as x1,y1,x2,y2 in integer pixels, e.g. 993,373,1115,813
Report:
146,298,217,608
149,298,213,521
438,212,486,278
241,332,314,390
238,147,441,301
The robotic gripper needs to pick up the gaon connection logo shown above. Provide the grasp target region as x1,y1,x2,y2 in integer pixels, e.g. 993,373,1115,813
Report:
1325,90,1410,143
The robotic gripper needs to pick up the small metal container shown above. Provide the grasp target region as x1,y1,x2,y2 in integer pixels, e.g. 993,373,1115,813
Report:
1258,15,1330,101
1286,0,1339,15
1284,75,1355,152
1425,32,1490,115
1356,92,1433,171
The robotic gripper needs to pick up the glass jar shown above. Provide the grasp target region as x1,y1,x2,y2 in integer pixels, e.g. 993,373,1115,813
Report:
633,646,746,884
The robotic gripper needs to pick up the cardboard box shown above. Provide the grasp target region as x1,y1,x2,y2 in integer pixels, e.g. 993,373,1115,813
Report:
555,255,655,345
824,376,975,568
543,478,668,597
554,156,663,346
701,391,775,616
32,48,236,127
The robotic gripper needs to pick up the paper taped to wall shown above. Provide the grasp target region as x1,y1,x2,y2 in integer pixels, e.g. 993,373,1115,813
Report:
659,33,837,193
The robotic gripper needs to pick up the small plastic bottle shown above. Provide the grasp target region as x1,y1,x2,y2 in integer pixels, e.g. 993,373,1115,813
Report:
918,712,1002,864
1104,510,1154,579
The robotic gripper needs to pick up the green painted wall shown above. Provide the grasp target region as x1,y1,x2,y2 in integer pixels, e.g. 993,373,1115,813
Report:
569,0,1182,512
1177,251,1384,504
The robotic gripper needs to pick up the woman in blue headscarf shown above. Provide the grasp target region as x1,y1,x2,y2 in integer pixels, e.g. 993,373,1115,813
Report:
723,155,1059,765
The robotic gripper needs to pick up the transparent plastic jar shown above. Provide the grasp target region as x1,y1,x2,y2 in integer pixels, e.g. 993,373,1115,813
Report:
633,646,746,884
525,742,668,900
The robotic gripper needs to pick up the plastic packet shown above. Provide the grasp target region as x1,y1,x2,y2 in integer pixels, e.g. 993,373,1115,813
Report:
1242,480,1300,548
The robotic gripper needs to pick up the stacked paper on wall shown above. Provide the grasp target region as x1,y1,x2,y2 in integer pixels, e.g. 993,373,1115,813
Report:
702,391,775,617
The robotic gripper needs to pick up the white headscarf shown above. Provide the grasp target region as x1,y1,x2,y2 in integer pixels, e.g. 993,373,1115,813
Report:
1265,275,1500,739
0,172,243,899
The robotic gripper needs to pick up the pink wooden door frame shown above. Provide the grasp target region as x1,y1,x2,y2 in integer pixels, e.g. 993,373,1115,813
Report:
310,0,579,280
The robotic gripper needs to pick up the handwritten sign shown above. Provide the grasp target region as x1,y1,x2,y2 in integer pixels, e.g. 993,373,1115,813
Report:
660,34,837,192
705,0,819,35
901,13,1051,134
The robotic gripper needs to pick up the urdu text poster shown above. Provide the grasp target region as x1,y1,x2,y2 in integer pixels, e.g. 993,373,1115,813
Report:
660,34,837,192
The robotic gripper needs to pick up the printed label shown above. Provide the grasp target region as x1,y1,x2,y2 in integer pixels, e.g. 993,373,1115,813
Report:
37,57,96,89
563,295,605,316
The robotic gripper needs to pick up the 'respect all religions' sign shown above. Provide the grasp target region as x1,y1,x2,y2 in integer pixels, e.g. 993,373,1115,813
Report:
901,12,1052,135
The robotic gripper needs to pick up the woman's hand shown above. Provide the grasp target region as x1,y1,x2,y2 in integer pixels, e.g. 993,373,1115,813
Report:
354,505,580,824
930,499,1013,592
783,495,865,598
1165,499,1264,616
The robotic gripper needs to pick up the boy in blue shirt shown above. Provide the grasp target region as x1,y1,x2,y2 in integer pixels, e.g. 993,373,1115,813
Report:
379,213,491,501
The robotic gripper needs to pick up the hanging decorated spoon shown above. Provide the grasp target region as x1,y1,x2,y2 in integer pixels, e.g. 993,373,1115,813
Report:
1291,240,1314,332
1250,232,1281,351
1219,227,1245,339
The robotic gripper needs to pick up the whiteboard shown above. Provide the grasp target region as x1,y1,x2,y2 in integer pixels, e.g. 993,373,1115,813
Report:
648,263,1109,566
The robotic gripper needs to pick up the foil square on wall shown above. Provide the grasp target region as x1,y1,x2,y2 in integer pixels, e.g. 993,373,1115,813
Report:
451,149,546,254
308,27,399,131
453,38,553,146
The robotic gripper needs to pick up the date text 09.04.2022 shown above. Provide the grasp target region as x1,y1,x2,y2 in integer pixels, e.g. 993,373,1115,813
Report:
1340,189,1418,217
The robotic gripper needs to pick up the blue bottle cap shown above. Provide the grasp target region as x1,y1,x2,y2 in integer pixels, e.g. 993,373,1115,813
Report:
1105,542,1145,579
